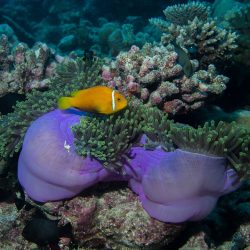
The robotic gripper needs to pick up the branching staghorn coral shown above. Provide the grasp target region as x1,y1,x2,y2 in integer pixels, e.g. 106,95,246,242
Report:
0,58,103,160
0,35,59,97
103,43,229,115
149,4,238,66
170,121,250,180
162,1,211,25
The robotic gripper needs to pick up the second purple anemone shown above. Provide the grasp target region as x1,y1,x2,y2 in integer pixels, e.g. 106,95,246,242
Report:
126,147,240,223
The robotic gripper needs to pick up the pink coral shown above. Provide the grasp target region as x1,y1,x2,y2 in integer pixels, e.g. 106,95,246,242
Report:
0,35,63,96
150,91,163,105
102,43,229,115
127,81,140,94
102,66,112,82
140,87,150,100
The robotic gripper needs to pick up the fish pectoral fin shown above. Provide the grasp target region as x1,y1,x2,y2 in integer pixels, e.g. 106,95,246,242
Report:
95,104,111,115
58,97,72,110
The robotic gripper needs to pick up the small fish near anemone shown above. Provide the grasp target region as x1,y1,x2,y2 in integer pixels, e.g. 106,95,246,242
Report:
58,86,128,115
22,218,62,249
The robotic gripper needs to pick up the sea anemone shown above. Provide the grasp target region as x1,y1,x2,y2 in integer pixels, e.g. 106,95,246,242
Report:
18,107,246,224
128,147,240,223
18,109,123,202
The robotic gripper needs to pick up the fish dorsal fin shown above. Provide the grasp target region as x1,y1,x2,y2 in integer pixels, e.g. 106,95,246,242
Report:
111,90,116,111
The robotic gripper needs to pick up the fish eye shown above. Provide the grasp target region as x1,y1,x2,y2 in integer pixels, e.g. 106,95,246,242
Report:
117,98,121,101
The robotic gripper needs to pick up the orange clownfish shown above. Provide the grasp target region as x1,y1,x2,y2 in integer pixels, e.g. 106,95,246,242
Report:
58,86,128,115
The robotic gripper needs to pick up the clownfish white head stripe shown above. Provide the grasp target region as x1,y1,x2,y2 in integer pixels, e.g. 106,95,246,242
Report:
111,90,116,111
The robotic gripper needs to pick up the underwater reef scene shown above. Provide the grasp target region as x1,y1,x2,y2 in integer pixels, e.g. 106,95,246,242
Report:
0,0,250,249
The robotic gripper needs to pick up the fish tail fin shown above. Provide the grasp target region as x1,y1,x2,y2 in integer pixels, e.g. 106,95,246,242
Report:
58,97,72,110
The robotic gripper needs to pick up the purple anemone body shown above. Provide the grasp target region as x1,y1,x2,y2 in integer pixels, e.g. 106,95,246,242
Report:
18,109,240,223
18,109,120,202
127,148,240,223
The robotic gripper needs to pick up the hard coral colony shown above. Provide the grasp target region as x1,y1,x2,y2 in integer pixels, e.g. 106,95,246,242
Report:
0,2,248,248
101,1,237,115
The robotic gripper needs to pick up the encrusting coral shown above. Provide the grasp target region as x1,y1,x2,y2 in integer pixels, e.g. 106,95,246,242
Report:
8,184,184,249
103,43,229,115
0,7,248,229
